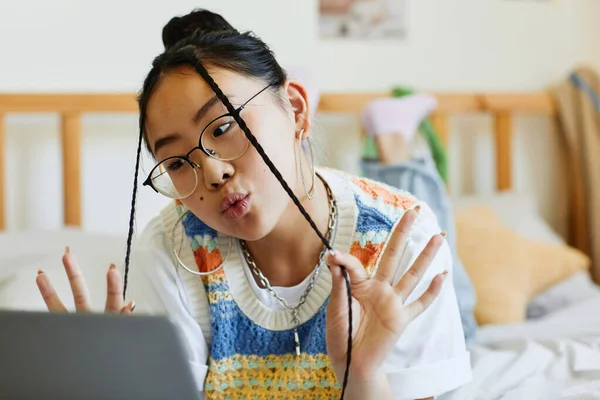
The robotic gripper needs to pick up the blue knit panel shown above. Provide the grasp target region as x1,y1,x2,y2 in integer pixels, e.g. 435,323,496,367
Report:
181,210,217,239
206,282,229,293
209,297,329,360
353,194,395,235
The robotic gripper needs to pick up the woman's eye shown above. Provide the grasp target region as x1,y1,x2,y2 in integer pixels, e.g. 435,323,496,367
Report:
166,159,184,171
212,122,232,138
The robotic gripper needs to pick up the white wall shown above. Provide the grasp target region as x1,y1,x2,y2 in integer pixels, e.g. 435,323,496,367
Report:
1,0,599,92
1,0,599,236
320,0,600,91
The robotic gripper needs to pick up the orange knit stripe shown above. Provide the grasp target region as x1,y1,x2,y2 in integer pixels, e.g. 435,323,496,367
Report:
352,177,417,209
194,246,224,274
349,241,385,274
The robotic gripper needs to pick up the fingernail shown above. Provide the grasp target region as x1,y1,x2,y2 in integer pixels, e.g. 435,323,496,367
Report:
440,231,447,237
414,205,421,213
109,263,116,270
328,249,336,257
442,270,448,279
130,301,136,312
65,246,70,254
37,268,44,275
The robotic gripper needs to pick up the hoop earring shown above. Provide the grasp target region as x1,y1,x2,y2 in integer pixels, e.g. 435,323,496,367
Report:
170,210,231,276
297,130,315,200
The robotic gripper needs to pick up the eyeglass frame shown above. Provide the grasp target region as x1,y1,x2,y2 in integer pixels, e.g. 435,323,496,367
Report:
143,83,275,198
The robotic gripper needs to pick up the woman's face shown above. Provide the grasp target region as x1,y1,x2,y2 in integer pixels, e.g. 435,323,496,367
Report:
144,65,310,240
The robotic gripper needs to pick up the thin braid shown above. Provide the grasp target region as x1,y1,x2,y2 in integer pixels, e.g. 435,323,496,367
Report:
341,268,352,399
191,59,330,250
122,125,144,301
191,56,352,399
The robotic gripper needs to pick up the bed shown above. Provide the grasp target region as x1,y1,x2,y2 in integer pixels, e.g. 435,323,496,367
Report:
1,91,599,399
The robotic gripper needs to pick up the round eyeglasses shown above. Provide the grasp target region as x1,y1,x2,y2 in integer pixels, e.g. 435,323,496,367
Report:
143,85,272,199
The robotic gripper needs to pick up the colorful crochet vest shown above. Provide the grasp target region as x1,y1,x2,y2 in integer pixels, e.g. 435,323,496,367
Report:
174,168,418,399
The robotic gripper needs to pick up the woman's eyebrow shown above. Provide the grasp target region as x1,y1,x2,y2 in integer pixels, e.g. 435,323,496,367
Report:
152,95,221,154
193,95,220,124
153,133,181,155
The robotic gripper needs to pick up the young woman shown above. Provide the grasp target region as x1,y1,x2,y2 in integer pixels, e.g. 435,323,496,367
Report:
35,10,472,399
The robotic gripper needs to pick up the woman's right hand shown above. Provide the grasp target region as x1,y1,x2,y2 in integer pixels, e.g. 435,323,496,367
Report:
35,247,135,314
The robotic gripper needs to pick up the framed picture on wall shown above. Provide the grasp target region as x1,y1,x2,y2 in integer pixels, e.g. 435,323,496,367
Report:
319,0,408,39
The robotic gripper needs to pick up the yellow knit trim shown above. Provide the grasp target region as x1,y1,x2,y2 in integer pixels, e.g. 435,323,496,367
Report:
204,387,341,399
200,271,227,287
204,353,341,399
207,292,234,302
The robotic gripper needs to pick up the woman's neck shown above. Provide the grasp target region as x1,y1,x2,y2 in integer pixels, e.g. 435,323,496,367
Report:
243,175,331,288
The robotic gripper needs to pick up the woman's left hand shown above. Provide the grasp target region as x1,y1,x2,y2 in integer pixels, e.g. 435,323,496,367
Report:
325,206,447,381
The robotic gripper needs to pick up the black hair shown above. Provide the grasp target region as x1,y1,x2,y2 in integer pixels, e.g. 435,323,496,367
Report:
162,8,237,49
123,10,352,399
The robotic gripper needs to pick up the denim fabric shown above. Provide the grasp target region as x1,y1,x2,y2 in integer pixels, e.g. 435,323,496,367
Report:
361,159,477,342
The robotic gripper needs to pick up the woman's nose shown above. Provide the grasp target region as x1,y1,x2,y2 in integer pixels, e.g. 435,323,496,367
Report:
201,157,234,190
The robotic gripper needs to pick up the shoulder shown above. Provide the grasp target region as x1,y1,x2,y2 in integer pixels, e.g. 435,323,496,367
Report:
136,214,169,252
128,213,202,318
323,167,420,208
129,215,176,284
322,167,442,239
126,215,185,312
129,210,193,289
321,168,444,274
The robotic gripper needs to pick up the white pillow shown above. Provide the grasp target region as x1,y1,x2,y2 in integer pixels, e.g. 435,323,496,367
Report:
0,229,126,312
526,271,600,319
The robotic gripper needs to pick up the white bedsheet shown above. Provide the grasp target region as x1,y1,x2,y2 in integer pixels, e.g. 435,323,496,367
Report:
444,297,600,400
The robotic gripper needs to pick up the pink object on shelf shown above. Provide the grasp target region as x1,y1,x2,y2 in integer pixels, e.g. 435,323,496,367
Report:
361,94,437,141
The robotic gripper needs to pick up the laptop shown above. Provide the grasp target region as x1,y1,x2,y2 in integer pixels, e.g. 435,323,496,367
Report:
0,310,200,400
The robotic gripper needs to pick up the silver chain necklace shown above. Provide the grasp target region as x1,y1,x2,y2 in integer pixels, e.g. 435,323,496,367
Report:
239,183,337,356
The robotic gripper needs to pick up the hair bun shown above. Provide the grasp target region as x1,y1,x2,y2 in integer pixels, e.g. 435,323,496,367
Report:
162,9,238,49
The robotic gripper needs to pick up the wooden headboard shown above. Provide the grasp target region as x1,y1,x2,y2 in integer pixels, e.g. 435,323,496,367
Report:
318,92,556,190
0,91,562,233
0,94,138,230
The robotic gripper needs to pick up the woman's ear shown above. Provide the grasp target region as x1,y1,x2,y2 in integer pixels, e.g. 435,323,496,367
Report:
283,79,310,140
